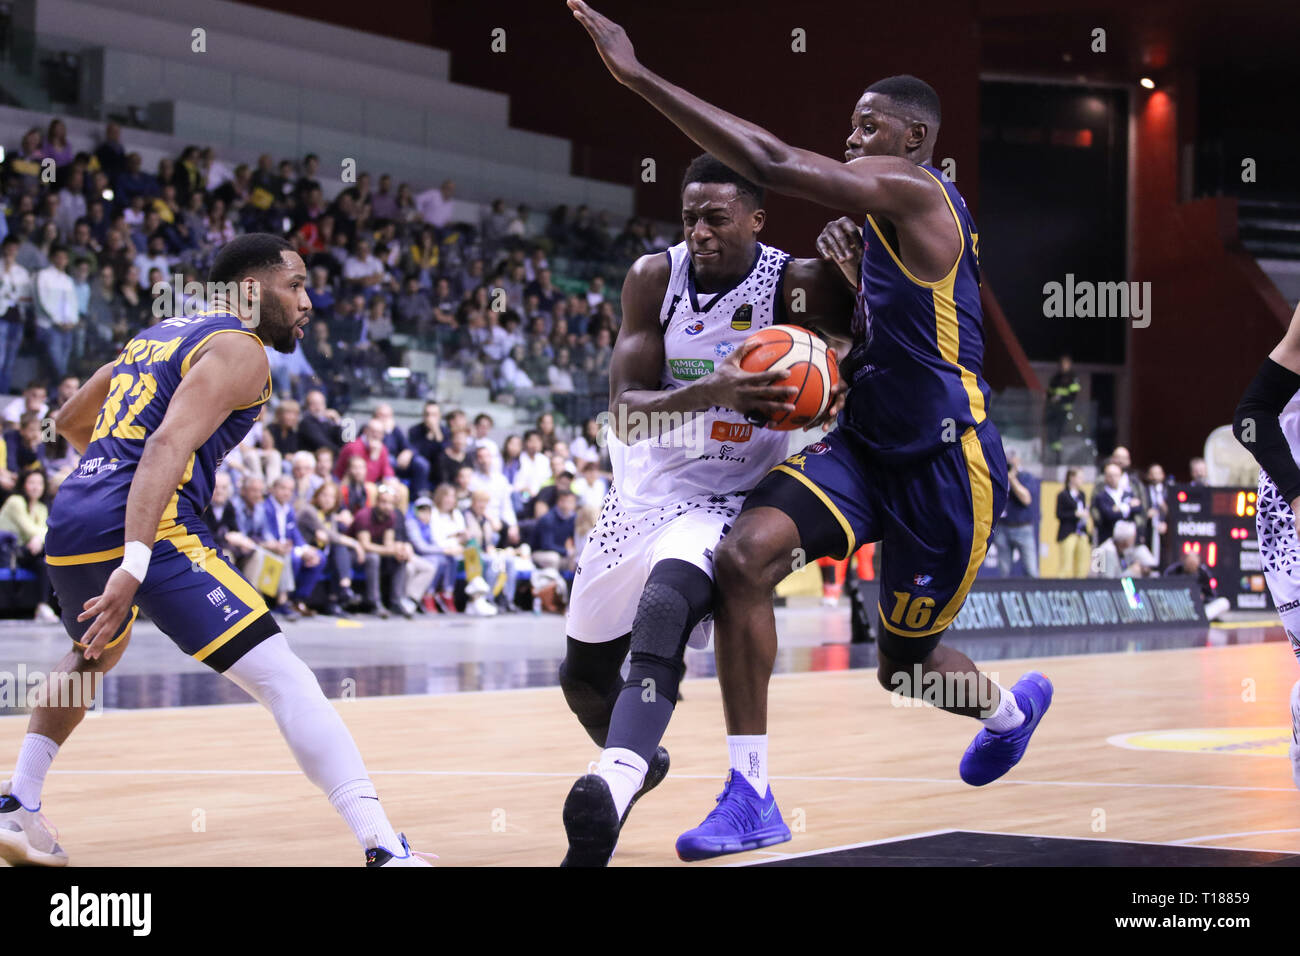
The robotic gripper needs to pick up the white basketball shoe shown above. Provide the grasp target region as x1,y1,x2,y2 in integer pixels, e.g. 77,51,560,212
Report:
364,833,435,867
0,780,68,866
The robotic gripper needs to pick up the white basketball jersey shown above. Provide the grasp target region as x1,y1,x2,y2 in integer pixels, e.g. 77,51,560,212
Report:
609,241,793,510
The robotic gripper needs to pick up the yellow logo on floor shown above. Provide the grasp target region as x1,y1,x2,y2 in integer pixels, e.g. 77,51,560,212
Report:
1108,727,1291,757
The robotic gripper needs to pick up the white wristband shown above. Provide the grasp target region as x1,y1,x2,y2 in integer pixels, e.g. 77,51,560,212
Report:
120,541,152,583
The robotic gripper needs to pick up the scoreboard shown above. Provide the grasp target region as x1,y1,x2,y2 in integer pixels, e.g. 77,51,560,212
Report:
1169,484,1270,611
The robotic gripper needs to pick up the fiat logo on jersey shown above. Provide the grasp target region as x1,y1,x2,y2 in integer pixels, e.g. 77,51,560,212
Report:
684,320,705,335
710,421,753,442
730,304,753,331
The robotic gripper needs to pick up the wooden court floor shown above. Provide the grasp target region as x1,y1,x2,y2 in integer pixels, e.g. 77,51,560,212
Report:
2,641,1297,866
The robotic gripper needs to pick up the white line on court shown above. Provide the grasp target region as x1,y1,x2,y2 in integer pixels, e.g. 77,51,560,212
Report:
38,768,1298,792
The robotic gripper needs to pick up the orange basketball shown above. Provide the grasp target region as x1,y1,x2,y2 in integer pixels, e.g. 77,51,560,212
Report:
738,325,839,431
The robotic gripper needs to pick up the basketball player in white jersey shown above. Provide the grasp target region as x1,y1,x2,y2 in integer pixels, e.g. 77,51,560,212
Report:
1233,300,1300,790
559,155,854,865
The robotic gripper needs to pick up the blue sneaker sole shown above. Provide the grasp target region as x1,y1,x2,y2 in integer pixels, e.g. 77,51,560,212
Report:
675,823,793,862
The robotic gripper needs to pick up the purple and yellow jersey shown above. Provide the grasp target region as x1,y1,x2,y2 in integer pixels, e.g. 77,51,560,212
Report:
46,311,271,564
839,163,989,464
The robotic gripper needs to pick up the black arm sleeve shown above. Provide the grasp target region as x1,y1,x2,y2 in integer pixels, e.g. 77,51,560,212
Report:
1233,357,1300,503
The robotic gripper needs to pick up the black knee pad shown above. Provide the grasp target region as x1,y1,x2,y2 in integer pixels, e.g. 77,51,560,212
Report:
559,634,629,745
629,559,714,662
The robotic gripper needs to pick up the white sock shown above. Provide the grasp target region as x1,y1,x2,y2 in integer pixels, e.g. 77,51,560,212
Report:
728,735,768,797
594,747,646,819
982,682,1025,733
11,733,59,809
329,779,403,854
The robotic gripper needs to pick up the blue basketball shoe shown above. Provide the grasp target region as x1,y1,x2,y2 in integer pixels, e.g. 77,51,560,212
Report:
675,769,791,861
959,671,1053,786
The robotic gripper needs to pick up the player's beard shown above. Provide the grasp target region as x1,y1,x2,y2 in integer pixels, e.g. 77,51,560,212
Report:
260,296,299,354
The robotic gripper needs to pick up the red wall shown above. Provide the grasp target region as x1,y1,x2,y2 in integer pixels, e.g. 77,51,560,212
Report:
1129,80,1291,473
425,0,982,256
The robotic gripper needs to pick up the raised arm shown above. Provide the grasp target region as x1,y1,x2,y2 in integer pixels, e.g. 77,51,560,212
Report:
77,332,271,658
567,0,939,222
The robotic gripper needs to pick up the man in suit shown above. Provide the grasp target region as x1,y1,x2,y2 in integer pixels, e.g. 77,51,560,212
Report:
1142,463,1171,565
1091,460,1145,545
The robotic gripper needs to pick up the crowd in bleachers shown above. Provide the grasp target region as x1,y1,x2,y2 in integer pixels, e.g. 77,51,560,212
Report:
0,115,662,621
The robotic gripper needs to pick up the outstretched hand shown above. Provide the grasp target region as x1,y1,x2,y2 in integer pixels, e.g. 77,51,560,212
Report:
567,1,643,86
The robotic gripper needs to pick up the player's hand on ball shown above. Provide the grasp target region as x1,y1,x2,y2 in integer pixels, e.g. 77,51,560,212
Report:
708,339,798,423
568,1,642,86
76,567,140,661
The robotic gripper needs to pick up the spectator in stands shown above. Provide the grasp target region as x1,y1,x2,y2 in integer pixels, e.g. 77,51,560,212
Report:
231,474,268,543
405,494,458,614
1092,460,1144,545
338,452,375,514
407,400,445,479
5,411,51,474
532,488,578,572
95,122,126,181
297,388,343,453
993,449,1039,577
416,179,457,231
469,413,500,467
0,237,32,395
289,450,322,508
536,411,558,451
342,238,389,297
203,471,246,564
469,444,518,541
374,402,431,496
364,296,397,366
353,484,428,619
461,488,519,614
439,429,472,493
586,276,607,311
1164,550,1230,621
1143,463,1171,564
371,174,398,222
571,417,603,465
266,399,303,458
84,264,120,359
1188,457,1209,485
518,429,551,500
334,420,395,487
395,275,433,340
0,468,55,622
1055,467,1091,578
532,463,575,519
296,480,364,615
3,382,47,430
261,475,325,620
573,459,608,512
1090,520,1157,579
134,234,170,289
34,246,78,380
